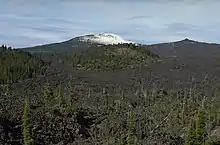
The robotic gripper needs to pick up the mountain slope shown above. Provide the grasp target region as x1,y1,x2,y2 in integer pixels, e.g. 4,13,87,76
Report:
20,33,135,53
147,38,220,58
19,38,92,53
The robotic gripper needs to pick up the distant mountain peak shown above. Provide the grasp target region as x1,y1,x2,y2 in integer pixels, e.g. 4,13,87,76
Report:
183,38,190,41
177,38,198,44
77,33,135,45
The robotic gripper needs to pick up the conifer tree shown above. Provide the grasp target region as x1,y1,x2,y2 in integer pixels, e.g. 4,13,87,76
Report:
186,118,196,145
185,106,208,145
195,107,207,145
23,100,35,145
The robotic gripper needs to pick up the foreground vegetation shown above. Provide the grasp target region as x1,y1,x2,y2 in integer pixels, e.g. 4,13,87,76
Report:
63,43,159,71
1,78,220,145
0,45,48,84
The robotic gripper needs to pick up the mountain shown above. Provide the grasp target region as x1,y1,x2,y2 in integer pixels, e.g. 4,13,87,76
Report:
147,38,220,58
20,34,220,59
20,33,136,53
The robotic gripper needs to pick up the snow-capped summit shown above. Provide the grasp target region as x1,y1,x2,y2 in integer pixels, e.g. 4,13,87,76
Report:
78,33,135,45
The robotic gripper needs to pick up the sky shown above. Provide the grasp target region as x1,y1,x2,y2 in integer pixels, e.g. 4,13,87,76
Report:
0,0,220,48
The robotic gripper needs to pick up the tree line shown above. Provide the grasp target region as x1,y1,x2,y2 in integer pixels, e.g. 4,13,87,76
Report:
0,45,48,84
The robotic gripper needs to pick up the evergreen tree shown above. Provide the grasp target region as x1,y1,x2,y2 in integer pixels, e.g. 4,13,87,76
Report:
185,106,208,145
195,107,207,145
186,119,197,145
23,101,35,145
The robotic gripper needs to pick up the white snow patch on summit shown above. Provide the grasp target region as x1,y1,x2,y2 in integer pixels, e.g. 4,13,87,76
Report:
78,33,135,45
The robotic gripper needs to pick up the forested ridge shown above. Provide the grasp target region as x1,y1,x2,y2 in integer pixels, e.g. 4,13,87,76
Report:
63,43,159,71
0,45,48,84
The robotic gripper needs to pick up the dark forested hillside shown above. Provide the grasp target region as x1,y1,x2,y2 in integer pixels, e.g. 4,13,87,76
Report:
0,45,48,84
63,43,159,71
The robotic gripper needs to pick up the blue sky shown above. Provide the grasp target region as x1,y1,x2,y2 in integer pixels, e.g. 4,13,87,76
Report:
0,0,220,48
